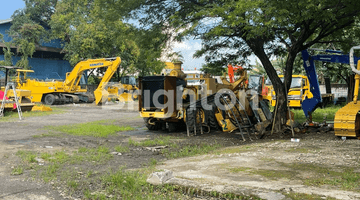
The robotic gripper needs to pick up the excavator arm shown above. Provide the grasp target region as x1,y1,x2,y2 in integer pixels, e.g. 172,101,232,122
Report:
301,49,360,118
64,57,121,105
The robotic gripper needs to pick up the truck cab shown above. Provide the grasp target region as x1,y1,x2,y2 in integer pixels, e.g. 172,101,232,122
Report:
271,75,311,108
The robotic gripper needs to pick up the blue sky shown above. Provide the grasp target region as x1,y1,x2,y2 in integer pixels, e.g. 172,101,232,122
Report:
0,1,256,70
0,0,25,20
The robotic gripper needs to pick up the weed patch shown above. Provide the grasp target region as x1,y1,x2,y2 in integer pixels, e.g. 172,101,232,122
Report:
213,145,253,155
1,107,66,122
228,167,252,173
164,143,222,159
45,121,135,137
11,166,24,175
16,150,37,163
280,162,360,191
283,192,337,200
292,105,341,123
114,145,130,153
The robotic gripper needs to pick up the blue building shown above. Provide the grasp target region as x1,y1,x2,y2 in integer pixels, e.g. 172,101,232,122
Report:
0,19,72,80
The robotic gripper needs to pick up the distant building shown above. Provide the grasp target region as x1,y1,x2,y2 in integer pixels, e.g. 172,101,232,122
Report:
0,19,72,80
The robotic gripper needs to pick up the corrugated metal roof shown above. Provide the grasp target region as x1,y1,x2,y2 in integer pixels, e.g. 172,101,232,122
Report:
0,19,12,25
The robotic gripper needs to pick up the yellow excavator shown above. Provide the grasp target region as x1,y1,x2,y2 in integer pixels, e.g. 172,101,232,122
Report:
16,57,121,105
334,46,360,139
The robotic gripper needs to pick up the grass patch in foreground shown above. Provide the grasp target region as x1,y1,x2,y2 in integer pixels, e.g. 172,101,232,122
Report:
212,145,253,155
114,145,130,153
86,167,260,200
16,150,37,163
283,192,337,200
304,169,360,191
11,166,24,175
16,146,114,182
164,143,222,159
1,107,66,122
46,121,135,137
292,105,341,123
228,167,294,180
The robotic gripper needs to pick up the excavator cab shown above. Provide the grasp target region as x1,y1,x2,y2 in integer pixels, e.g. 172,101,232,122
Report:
120,76,136,86
248,75,263,95
16,69,34,87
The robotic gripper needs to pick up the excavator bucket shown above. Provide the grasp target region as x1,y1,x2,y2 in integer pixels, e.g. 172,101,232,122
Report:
94,89,109,105
334,102,360,138
31,105,52,112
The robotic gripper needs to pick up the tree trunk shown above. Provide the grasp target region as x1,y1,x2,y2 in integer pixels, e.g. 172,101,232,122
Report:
347,74,355,103
247,39,289,132
116,67,120,82
272,83,289,131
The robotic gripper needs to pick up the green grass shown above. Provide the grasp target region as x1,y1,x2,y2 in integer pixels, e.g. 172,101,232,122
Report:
228,167,294,180
283,192,337,200
280,163,360,191
304,169,360,190
228,167,251,173
164,143,222,159
1,107,66,122
41,164,60,182
46,120,135,137
114,145,130,153
148,158,158,167
16,146,114,182
11,166,24,175
292,105,342,123
212,145,253,155
16,150,37,163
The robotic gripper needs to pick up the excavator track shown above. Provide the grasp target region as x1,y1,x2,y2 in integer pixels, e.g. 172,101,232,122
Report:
334,102,360,138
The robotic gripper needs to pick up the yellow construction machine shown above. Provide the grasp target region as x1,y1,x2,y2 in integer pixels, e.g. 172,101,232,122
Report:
334,46,360,139
107,76,138,102
139,62,272,140
0,66,34,112
15,57,121,105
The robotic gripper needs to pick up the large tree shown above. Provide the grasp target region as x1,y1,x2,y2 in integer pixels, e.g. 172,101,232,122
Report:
9,0,56,69
133,0,360,130
50,0,167,77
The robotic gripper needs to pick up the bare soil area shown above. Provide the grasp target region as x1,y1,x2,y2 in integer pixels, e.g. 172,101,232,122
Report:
0,102,359,200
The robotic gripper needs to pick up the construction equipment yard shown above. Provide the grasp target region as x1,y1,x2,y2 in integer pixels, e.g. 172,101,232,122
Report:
0,103,359,200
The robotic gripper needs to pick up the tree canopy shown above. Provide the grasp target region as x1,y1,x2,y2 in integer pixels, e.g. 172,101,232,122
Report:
5,0,168,76
49,0,167,76
133,0,360,129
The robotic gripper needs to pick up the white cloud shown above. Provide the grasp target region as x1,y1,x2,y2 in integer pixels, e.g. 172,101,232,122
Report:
173,41,191,50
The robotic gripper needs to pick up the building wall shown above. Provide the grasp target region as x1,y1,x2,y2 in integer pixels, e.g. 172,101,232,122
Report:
319,84,347,103
0,22,12,42
0,20,71,80
0,55,72,80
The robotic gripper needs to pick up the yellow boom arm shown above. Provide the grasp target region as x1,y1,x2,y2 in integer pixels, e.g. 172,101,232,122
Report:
64,57,121,105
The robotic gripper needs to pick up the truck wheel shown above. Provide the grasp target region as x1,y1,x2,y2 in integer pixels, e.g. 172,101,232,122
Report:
144,118,160,130
168,122,177,132
44,94,56,105
206,103,220,130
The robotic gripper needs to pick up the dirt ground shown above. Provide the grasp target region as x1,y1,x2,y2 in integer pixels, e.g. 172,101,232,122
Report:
0,102,359,200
